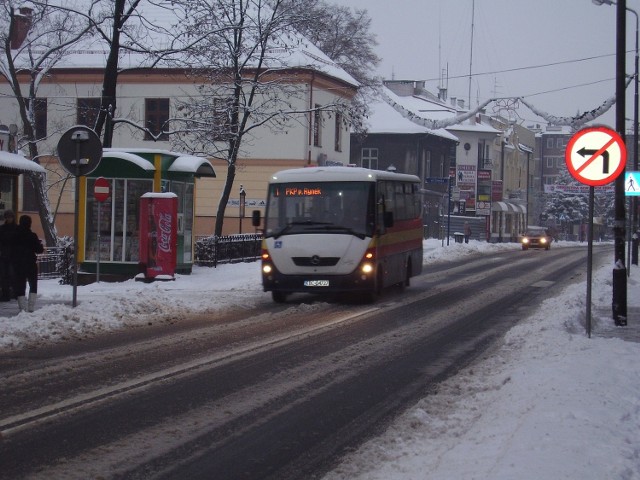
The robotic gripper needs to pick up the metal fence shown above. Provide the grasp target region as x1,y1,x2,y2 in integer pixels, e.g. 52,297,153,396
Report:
37,246,67,279
35,234,262,280
194,233,262,267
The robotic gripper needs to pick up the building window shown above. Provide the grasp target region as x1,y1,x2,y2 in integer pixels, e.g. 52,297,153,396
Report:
77,98,102,128
334,112,342,152
546,157,554,168
85,178,153,262
26,98,47,140
440,154,445,177
313,104,322,147
22,175,38,212
362,148,378,169
426,151,432,177
556,138,564,148
546,137,554,149
145,98,169,141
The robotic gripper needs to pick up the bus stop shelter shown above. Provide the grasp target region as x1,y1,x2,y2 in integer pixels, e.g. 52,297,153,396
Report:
77,148,216,278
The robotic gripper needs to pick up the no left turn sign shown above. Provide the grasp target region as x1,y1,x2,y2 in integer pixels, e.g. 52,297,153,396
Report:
565,126,627,186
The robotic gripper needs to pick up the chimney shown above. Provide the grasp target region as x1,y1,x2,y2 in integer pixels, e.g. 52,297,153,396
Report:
10,7,33,50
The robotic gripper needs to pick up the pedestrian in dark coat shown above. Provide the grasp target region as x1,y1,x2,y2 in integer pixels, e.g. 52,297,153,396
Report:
0,210,18,301
464,222,472,244
13,215,44,312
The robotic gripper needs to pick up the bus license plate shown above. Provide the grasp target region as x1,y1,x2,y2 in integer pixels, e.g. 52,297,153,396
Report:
304,280,329,287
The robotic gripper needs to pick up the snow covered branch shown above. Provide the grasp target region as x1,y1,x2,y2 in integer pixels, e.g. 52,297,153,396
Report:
380,90,493,130
518,75,633,130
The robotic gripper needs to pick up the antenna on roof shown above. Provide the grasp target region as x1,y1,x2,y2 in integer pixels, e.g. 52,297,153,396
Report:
437,7,448,102
468,0,475,108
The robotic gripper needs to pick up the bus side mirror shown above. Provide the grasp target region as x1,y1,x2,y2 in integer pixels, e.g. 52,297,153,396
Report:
384,211,394,228
252,210,261,227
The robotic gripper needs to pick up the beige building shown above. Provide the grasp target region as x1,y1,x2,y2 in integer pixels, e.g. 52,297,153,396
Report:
0,9,358,239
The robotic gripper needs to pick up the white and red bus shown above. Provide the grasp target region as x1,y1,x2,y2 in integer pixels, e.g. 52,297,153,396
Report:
259,166,423,302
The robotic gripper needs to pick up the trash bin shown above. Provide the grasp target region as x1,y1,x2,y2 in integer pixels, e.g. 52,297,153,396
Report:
454,232,464,243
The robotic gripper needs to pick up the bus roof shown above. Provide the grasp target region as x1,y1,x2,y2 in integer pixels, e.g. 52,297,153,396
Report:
269,166,420,184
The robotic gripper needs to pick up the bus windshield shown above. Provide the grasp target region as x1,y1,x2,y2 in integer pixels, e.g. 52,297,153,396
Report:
264,181,375,238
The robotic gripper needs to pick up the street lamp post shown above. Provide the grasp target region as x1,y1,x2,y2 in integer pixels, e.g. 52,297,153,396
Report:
630,7,639,265
593,0,630,324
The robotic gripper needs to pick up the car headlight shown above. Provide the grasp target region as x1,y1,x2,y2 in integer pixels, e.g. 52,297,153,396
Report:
540,237,547,244
522,237,529,244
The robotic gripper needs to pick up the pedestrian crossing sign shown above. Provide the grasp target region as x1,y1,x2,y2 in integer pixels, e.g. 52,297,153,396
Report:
625,171,640,196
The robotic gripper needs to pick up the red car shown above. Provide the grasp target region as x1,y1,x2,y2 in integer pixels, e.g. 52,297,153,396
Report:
521,227,552,250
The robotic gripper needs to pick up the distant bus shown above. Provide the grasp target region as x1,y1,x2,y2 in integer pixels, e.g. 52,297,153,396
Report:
259,166,423,302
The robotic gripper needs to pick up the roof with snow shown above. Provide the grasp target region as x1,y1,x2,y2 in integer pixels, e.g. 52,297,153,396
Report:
0,151,46,174
446,122,501,135
364,89,458,141
379,87,500,135
11,1,358,88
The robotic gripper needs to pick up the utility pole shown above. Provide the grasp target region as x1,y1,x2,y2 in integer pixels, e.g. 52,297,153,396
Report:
613,0,628,325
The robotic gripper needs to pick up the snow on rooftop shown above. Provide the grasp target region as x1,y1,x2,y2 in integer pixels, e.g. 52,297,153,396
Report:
0,151,46,173
364,90,458,142
16,1,358,88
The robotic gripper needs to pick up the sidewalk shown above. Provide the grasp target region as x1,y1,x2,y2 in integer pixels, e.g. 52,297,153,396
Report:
0,297,69,317
593,306,640,342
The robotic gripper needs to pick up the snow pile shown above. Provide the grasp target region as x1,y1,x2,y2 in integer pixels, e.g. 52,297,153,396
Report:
0,261,263,350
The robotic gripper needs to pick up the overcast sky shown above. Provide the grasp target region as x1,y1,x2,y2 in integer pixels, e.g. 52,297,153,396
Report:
332,0,639,130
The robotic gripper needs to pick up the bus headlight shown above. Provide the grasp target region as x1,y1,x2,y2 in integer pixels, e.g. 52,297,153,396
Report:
263,264,273,274
361,263,374,274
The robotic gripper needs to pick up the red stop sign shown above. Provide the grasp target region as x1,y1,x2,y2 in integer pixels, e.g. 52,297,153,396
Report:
94,177,110,202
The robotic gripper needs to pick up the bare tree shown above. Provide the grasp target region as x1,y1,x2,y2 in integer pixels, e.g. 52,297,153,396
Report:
283,0,379,86
89,0,194,146
0,1,96,246
91,0,140,146
167,0,355,236
280,0,379,136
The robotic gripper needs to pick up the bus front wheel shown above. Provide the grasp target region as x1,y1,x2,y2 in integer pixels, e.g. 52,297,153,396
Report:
405,260,412,287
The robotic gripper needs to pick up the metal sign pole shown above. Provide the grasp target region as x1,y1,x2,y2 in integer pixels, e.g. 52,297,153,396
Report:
72,144,80,308
586,186,595,338
447,176,452,246
96,201,101,283
56,126,103,308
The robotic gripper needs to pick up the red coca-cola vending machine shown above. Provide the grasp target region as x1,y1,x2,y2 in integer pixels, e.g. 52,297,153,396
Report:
138,193,178,281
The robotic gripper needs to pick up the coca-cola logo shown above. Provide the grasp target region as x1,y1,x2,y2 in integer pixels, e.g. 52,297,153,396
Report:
157,212,172,253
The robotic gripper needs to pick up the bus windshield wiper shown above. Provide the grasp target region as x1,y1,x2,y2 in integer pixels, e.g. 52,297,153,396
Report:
318,224,367,239
272,220,332,238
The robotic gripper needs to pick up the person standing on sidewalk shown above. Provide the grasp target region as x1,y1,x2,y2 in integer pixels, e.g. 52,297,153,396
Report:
464,222,472,244
0,210,18,301
13,215,44,312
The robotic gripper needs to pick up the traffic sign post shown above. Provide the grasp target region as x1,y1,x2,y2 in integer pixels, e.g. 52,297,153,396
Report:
57,126,103,307
565,126,627,187
565,126,627,336
93,177,110,283
94,176,110,202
